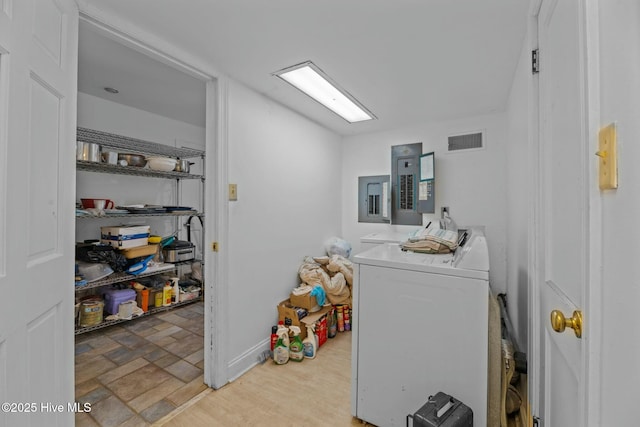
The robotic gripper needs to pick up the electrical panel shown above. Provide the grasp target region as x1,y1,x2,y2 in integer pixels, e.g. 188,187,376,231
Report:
391,143,423,225
358,175,390,223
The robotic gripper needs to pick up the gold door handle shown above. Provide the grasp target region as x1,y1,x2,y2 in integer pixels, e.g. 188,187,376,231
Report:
550,310,583,338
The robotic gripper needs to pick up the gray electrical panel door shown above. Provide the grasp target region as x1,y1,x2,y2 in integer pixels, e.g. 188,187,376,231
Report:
391,143,423,225
358,175,390,223
417,152,435,214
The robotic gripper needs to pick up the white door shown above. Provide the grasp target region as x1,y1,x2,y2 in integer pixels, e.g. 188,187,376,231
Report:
0,1,78,426
535,0,597,425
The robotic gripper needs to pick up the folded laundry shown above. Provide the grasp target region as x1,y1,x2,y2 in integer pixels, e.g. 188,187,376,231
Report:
402,227,459,253
401,239,454,254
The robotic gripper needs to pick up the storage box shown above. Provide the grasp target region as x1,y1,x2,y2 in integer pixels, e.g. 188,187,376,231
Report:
101,225,150,249
180,288,201,302
315,313,328,347
121,244,157,259
289,292,318,311
103,288,137,315
277,299,331,342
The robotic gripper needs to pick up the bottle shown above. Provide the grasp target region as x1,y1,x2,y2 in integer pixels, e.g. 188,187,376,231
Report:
276,321,289,348
139,288,149,312
344,305,351,331
162,281,172,307
289,326,304,362
284,318,294,343
270,325,278,357
273,333,289,365
328,307,337,338
337,304,345,332
171,277,180,304
154,290,163,308
302,324,317,359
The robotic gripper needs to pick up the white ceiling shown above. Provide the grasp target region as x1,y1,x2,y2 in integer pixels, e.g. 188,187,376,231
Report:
78,0,530,136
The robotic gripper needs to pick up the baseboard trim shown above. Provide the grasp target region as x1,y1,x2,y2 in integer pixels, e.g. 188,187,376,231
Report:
227,338,270,382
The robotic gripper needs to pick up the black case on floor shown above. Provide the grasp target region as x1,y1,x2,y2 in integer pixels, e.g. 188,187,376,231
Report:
407,392,473,427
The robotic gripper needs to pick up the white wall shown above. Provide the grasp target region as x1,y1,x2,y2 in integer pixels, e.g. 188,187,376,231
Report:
341,114,509,293
226,81,342,379
76,92,205,242
505,39,532,352
598,1,640,424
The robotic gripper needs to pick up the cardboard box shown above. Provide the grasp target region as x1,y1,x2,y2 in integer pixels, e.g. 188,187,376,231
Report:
289,292,318,311
101,225,150,249
277,299,331,342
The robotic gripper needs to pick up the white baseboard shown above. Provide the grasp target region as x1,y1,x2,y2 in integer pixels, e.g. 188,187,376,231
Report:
227,338,270,382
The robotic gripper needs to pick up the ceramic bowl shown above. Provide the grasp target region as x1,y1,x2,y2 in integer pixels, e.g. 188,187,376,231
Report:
147,156,177,172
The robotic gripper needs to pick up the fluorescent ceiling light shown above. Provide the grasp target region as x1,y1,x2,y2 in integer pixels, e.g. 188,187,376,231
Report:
273,61,376,123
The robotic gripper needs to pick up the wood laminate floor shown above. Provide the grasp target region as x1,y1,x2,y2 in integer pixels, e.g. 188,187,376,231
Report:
157,330,363,427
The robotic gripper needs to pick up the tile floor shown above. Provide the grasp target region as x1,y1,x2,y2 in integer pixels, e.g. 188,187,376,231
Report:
74,301,207,427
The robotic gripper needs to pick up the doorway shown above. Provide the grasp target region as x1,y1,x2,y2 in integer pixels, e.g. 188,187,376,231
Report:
529,0,602,424
73,15,221,425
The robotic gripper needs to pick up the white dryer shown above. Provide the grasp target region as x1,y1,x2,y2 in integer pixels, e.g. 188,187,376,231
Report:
351,227,490,427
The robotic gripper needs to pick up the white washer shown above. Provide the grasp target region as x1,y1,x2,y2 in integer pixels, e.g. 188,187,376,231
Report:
351,227,490,427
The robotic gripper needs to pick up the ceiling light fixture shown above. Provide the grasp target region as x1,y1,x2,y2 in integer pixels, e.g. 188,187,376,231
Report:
273,61,375,123
104,87,119,94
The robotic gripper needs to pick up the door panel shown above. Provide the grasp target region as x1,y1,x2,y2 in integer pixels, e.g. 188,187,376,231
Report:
27,75,62,260
537,0,588,425
542,0,584,308
26,304,63,425
0,1,77,426
32,0,64,66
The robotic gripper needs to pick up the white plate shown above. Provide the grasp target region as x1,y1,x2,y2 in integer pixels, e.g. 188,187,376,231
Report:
104,209,129,214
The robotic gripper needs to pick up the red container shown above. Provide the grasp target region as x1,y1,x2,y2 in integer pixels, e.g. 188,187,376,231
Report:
317,315,328,347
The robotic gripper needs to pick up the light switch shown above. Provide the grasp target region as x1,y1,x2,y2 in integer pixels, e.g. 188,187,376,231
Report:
229,184,238,201
597,123,618,190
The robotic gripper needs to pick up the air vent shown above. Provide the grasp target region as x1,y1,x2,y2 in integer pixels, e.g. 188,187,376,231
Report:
448,132,483,152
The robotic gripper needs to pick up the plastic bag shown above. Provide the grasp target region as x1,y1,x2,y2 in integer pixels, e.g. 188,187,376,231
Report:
310,285,326,306
324,236,352,258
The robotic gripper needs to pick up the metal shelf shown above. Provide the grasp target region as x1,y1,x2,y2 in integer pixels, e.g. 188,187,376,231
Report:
77,127,205,159
75,297,202,335
169,258,203,267
76,212,203,220
74,264,177,292
75,127,206,335
76,160,204,180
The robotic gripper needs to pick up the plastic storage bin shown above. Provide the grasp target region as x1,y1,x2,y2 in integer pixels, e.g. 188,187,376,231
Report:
103,288,137,315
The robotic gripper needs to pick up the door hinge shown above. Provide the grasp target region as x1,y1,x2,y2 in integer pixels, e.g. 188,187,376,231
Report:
533,415,541,427
532,49,540,74
212,241,219,252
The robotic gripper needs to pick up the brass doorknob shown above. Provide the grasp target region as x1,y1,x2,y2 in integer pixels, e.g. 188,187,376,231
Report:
550,310,583,338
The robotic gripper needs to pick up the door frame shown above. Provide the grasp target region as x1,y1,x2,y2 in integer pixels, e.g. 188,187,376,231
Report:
528,0,603,424
76,10,230,389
